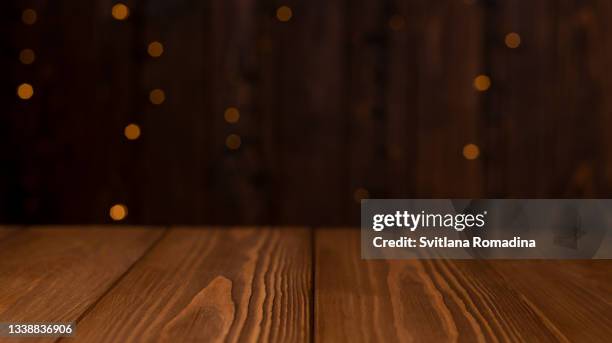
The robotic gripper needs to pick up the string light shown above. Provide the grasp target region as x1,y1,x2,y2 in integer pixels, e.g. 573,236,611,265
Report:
276,6,292,22
389,15,405,31
473,75,491,92
19,49,35,64
505,32,521,48
22,9,37,25
353,188,369,203
149,89,165,105
147,41,164,57
17,83,34,100
463,143,480,160
109,204,128,221
224,107,240,124
124,124,141,140
225,134,241,150
111,3,129,21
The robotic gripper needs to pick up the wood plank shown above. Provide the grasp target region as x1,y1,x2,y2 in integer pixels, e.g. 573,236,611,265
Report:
0,226,164,342
71,227,311,342
413,1,484,198
206,0,270,225
140,0,210,224
346,0,390,222
484,0,590,197
315,228,610,342
274,0,348,225
489,260,612,342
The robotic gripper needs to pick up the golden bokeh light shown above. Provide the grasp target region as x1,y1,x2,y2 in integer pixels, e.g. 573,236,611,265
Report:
124,124,141,140
353,188,370,203
224,107,240,124
19,49,35,64
226,134,241,150
463,143,480,160
22,9,37,25
505,32,521,48
389,15,405,31
276,6,292,22
147,41,164,57
111,3,129,20
109,204,128,221
473,75,491,92
149,89,165,105
17,83,34,100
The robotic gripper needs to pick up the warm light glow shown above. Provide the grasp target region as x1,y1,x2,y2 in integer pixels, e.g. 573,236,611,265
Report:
22,9,37,25
19,49,35,64
111,3,129,20
149,89,165,105
473,75,491,92
389,15,405,31
17,83,34,100
109,204,128,221
124,124,141,140
226,134,241,150
463,143,480,160
353,188,369,203
147,41,164,57
276,6,292,22
505,32,521,48
224,107,240,124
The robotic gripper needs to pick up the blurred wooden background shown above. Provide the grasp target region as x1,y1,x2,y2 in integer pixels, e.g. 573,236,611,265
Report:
1,0,611,225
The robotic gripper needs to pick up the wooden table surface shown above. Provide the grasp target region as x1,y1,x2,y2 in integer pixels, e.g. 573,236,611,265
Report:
0,226,610,342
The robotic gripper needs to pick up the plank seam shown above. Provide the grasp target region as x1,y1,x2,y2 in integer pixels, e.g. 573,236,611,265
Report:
54,226,171,343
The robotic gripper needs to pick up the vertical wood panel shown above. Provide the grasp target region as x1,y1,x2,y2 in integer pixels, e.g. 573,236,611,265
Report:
207,0,270,225
555,0,601,197
594,1,612,194
0,2,25,222
275,0,348,225
486,0,558,197
386,0,419,199
140,0,209,224
568,0,612,196
347,0,390,222
414,1,484,198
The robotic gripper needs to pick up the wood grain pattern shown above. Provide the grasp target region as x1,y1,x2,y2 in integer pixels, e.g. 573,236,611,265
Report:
0,226,609,342
0,226,163,342
71,227,311,343
412,1,484,199
315,228,612,342
6,1,612,224
489,260,612,342
275,0,348,225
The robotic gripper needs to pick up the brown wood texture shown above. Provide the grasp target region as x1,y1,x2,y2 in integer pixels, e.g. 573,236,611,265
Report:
4,1,612,225
0,226,163,343
0,227,610,341
315,228,612,342
484,0,612,197
71,227,311,342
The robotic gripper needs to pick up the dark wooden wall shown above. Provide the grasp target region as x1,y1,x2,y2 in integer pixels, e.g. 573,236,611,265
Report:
2,0,611,225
